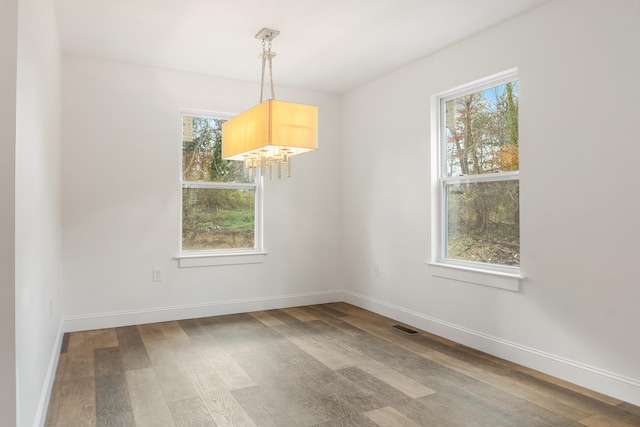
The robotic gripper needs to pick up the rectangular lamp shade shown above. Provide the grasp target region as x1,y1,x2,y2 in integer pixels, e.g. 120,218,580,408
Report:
222,99,318,161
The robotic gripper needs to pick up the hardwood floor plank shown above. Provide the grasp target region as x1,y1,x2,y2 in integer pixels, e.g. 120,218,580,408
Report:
337,366,425,407
145,340,198,402
157,321,190,341
415,344,595,421
209,321,290,357
126,368,175,427
249,310,286,327
312,394,361,423
95,375,133,422
416,388,569,427
262,309,303,325
189,331,223,355
198,344,257,390
339,312,442,355
356,358,436,399
176,318,208,337
323,302,369,317
272,322,354,370
305,319,436,398
95,346,126,379
281,306,319,322
116,326,151,371
60,332,71,354
284,319,433,402
310,413,380,427
96,411,136,427
307,303,351,318
462,345,624,406
182,357,257,427
66,331,96,380
440,346,627,423
575,403,640,427
66,345,95,380
231,386,298,427
166,335,204,363
94,328,119,349
219,338,338,426
199,312,264,333
580,413,640,427
94,347,132,418
137,323,166,344
617,402,640,418
364,406,422,427
388,396,466,427
57,376,96,427
68,330,96,352
265,374,355,425
167,397,215,427
313,370,386,413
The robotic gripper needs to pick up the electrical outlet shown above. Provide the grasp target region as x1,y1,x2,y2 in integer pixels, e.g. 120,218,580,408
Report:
152,268,162,282
373,264,379,277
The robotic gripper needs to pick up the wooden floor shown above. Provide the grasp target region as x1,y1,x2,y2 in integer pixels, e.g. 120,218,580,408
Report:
45,303,640,427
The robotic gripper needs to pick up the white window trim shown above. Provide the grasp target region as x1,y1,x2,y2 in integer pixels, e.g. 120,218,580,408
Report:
178,110,265,267
429,69,523,291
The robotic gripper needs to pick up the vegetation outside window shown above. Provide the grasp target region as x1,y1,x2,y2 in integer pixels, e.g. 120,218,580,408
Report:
436,70,519,272
181,113,261,253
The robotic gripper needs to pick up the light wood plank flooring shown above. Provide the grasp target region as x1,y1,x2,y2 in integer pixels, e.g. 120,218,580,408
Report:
45,303,640,426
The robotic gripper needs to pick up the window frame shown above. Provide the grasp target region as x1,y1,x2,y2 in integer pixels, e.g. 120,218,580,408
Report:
429,69,523,290
176,109,265,267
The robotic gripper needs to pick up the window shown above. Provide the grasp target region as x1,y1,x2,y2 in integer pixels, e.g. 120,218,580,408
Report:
432,69,520,282
180,112,262,259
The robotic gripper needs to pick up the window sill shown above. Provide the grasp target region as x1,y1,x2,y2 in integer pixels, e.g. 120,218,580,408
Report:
426,262,523,291
176,251,267,268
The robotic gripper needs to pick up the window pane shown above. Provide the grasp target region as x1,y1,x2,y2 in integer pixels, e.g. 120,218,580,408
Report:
445,81,518,177
182,187,255,251
445,180,519,266
182,115,250,183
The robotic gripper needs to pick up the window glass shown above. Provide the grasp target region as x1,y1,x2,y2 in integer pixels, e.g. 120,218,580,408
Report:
182,116,249,183
181,115,259,252
445,180,519,266
439,76,519,269
182,187,255,251
445,82,519,177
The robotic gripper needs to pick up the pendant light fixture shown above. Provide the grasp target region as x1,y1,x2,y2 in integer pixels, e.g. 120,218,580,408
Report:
222,28,318,179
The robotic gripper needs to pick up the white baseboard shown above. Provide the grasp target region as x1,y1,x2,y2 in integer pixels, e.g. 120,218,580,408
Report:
34,318,64,427
343,290,640,407
64,290,343,332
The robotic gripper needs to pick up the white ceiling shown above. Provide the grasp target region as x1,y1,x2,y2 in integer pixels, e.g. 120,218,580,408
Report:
54,0,551,94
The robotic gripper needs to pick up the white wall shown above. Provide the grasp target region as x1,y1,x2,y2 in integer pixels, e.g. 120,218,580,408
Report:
14,0,64,425
342,0,640,405
0,0,18,423
61,56,343,329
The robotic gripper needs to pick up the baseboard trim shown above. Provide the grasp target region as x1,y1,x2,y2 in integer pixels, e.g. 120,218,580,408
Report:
64,290,343,332
34,318,64,427
343,290,640,406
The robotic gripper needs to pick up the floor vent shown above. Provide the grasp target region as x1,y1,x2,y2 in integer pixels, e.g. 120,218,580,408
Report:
392,325,419,335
